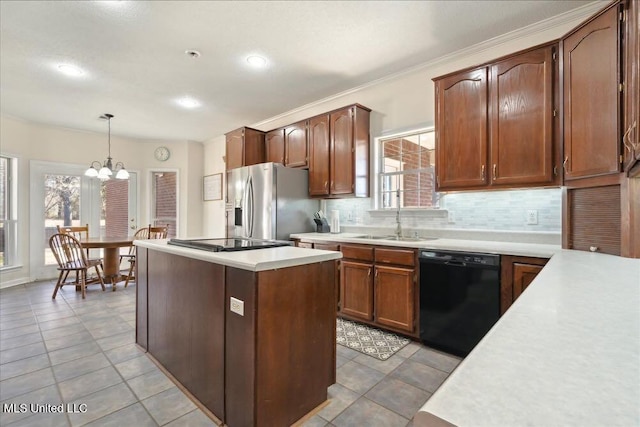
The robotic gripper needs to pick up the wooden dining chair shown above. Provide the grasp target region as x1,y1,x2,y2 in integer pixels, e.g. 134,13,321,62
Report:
49,233,105,299
123,224,168,287
56,223,103,285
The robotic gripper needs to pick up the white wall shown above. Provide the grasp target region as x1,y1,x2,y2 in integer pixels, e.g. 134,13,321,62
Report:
202,135,226,237
201,4,603,236
0,115,204,287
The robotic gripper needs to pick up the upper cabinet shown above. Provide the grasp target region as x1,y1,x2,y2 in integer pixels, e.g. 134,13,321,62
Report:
434,43,559,191
623,0,640,177
308,104,371,198
435,67,489,190
308,114,331,196
285,121,308,168
225,127,265,171
265,121,308,168
265,128,285,165
562,3,622,181
490,46,556,186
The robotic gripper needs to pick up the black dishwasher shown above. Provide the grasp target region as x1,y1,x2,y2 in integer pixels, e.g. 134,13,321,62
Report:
419,250,500,357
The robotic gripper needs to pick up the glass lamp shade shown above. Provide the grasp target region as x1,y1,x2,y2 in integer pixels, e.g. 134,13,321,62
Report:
85,167,99,177
99,166,113,177
115,168,130,179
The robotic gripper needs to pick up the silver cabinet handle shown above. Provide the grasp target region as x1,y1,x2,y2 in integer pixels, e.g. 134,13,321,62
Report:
563,156,569,173
481,165,486,180
493,164,497,181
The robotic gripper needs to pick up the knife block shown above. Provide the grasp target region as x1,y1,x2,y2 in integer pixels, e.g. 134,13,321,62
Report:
314,218,331,233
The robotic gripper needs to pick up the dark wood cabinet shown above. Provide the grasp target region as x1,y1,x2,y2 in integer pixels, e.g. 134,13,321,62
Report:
435,67,489,190
308,105,370,198
624,0,640,177
339,243,417,336
266,122,308,168
225,127,265,171
308,114,331,196
340,260,374,321
490,45,557,186
434,43,559,191
562,3,622,181
500,255,549,314
374,265,415,333
265,129,285,165
285,121,308,168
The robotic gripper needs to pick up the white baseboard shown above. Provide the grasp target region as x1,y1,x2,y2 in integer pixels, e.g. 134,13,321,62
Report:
0,276,32,289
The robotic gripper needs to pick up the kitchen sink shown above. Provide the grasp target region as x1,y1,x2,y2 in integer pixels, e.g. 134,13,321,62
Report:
355,235,437,242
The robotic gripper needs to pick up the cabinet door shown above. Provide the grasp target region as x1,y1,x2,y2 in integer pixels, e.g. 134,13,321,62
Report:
243,128,266,167
562,4,621,180
500,255,548,314
512,263,544,300
285,121,308,168
265,129,285,164
308,114,331,196
435,67,489,190
340,260,373,321
330,107,355,195
490,46,555,185
624,0,640,173
374,265,415,333
226,128,244,171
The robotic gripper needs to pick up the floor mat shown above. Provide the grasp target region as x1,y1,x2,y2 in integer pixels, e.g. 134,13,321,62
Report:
337,318,411,360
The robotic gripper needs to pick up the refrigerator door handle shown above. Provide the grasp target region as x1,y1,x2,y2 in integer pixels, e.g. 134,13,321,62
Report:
247,175,254,237
242,175,250,237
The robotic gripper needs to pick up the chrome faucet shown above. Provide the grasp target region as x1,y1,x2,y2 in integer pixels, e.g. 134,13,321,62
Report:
395,188,402,238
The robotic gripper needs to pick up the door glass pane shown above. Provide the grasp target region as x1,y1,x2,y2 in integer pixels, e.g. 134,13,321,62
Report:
44,174,80,265
152,172,177,238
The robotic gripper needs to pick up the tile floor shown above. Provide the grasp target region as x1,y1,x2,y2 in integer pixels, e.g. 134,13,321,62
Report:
0,280,461,427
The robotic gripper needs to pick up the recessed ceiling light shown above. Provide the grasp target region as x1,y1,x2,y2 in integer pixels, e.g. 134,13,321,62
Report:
176,97,201,109
246,55,267,68
57,64,85,77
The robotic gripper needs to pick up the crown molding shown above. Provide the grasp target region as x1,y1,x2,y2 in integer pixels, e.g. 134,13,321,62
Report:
253,1,608,128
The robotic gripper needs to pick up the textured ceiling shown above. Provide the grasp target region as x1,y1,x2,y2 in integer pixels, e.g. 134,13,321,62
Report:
0,1,598,142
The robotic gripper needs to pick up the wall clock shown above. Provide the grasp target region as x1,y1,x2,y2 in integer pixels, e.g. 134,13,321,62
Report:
154,146,170,162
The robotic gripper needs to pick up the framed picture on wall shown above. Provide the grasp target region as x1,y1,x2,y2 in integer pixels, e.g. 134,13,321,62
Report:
203,173,222,201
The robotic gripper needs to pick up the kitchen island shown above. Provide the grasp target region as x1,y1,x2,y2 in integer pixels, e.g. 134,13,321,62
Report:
134,239,342,427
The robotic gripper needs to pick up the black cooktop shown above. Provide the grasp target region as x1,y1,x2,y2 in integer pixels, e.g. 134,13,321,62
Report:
167,237,292,252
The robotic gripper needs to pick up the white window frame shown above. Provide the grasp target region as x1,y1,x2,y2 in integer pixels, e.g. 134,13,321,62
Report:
374,126,439,210
0,155,19,270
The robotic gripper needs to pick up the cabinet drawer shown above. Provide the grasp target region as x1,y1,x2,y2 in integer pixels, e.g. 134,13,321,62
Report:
297,242,313,249
375,248,415,267
314,243,340,251
341,245,374,261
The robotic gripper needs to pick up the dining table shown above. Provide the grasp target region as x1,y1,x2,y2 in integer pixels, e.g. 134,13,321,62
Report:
82,236,134,291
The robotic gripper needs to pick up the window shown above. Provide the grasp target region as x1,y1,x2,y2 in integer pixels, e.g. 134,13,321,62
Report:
0,156,18,268
378,128,438,209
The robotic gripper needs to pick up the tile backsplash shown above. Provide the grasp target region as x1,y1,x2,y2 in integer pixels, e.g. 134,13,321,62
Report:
324,188,561,232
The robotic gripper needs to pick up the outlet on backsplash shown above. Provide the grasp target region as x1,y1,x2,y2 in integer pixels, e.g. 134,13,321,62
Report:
526,209,538,225
448,211,455,223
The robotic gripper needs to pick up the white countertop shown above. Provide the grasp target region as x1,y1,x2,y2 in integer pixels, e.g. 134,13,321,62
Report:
293,232,640,426
290,232,559,258
134,239,342,272
415,250,640,427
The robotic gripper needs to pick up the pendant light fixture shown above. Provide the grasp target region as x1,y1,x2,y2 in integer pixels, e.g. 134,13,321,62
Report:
84,113,129,180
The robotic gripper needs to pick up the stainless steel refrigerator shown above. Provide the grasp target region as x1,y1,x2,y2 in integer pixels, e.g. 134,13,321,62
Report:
225,162,319,240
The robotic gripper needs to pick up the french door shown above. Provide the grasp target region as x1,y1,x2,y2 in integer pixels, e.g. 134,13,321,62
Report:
29,161,137,280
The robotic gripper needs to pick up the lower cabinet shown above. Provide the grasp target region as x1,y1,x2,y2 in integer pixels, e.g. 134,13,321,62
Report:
340,244,417,336
340,260,373,320
500,255,549,314
374,265,414,333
